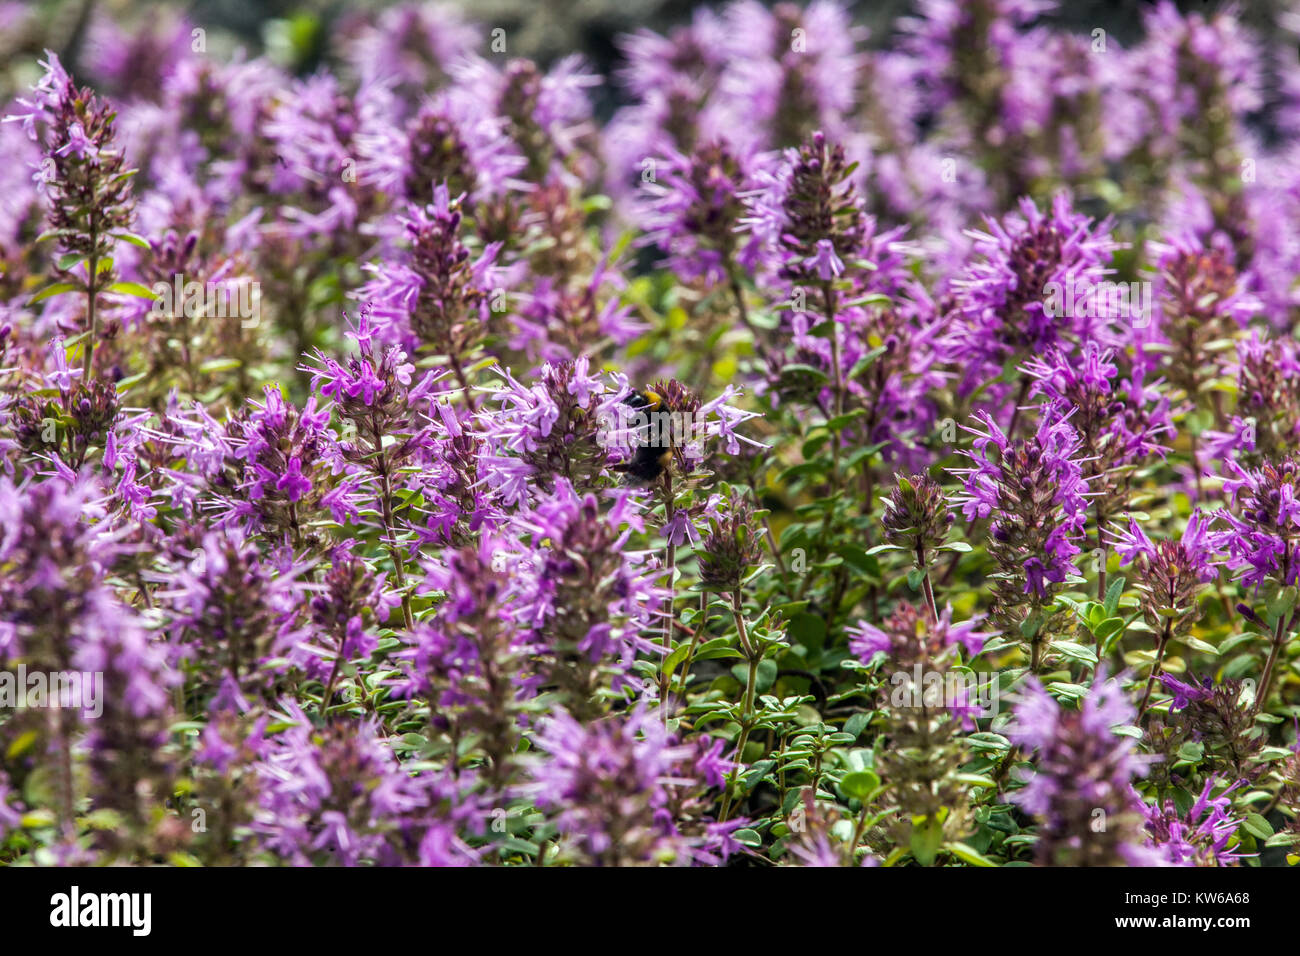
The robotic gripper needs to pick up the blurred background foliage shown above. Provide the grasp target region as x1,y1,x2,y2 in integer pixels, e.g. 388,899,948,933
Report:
3,0,1286,116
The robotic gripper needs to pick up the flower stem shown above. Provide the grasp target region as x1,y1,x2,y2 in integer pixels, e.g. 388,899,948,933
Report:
371,418,414,630
1254,612,1293,716
49,707,75,840
658,470,677,715
1005,376,1030,440
917,545,938,624
720,590,758,822
822,283,843,421
449,353,479,413
1138,619,1173,718
1094,500,1107,602
822,283,843,484
83,254,98,378
848,802,871,865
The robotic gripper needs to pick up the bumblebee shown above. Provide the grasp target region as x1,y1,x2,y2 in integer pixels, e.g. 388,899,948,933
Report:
613,388,673,484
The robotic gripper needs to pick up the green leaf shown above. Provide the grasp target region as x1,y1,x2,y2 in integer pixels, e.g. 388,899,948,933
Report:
1176,741,1204,763
111,231,153,249
82,808,125,831
843,712,871,739
662,642,692,680
826,408,868,432
1093,617,1125,643
944,841,997,867
500,837,540,855
1098,616,1131,657
777,363,830,385
838,545,880,578
787,612,827,650
1103,577,1125,618
1053,640,1098,666
838,770,881,802
29,281,80,305
847,346,888,379
107,280,161,301
1181,635,1219,656
1046,682,1090,701
198,357,242,374
5,730,39,760
22,809,58,829
909,815,944,866
114,372,149,394
694,646,744,661
965,732,1011,754
1242,813,1274,840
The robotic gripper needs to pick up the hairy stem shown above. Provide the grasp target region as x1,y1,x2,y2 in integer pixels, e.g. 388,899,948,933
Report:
720,590,759,822
917,545,938,624
1254,612,1292,716
83,254,98,378
1139,619,1173,718
658,470,677,715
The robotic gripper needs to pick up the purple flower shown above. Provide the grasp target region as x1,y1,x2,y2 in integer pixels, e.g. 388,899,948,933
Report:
1211,456,1300,591
342,3,478,99
715,1,865,155
1007,669,1167,866
950,409,1089,630
804,239,845,280
1111,512,1217,639
508,479,666,706
152,525,309,698
636,140,765,285
1138,776,1248,866
478,357,624,504
8,50,136,375
1142,232,1259,399
275,457,310,503
216,385,349,540
1022,342,1172,477
249,701,483,865
445,54,599,184
360,185,499,359
849,602,991,666
357,89,526,208
521,706,737,866
1202,331,1300,467
950,194,1119,401
54,121,96,160
847,620,891,661
742,129,866,287
1158,673,1215,711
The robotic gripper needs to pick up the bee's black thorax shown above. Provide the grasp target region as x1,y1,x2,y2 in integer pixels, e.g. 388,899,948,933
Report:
615,388,673,484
